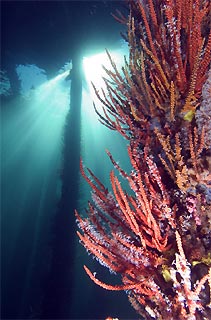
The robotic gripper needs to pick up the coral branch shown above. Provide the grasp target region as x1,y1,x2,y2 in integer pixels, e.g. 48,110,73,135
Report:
76,0,211,319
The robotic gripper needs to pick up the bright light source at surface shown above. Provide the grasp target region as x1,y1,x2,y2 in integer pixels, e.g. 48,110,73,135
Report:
83,46,128,107
83,52,109,89
81,46,130,186
81,45,129,126
81,46,129,131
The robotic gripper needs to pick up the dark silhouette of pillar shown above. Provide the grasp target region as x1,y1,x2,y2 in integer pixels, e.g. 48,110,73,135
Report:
40,51,82,318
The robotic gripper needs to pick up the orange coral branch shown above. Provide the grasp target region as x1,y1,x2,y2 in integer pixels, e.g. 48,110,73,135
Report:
84,265,137,291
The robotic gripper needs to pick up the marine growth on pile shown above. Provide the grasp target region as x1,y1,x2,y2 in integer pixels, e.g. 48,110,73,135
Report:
76,1,211,319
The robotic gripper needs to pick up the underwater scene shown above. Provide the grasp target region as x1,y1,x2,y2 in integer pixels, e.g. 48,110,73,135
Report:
1,1,211,320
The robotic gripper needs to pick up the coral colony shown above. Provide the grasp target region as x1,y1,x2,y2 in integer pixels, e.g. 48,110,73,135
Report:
75,0,211,319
